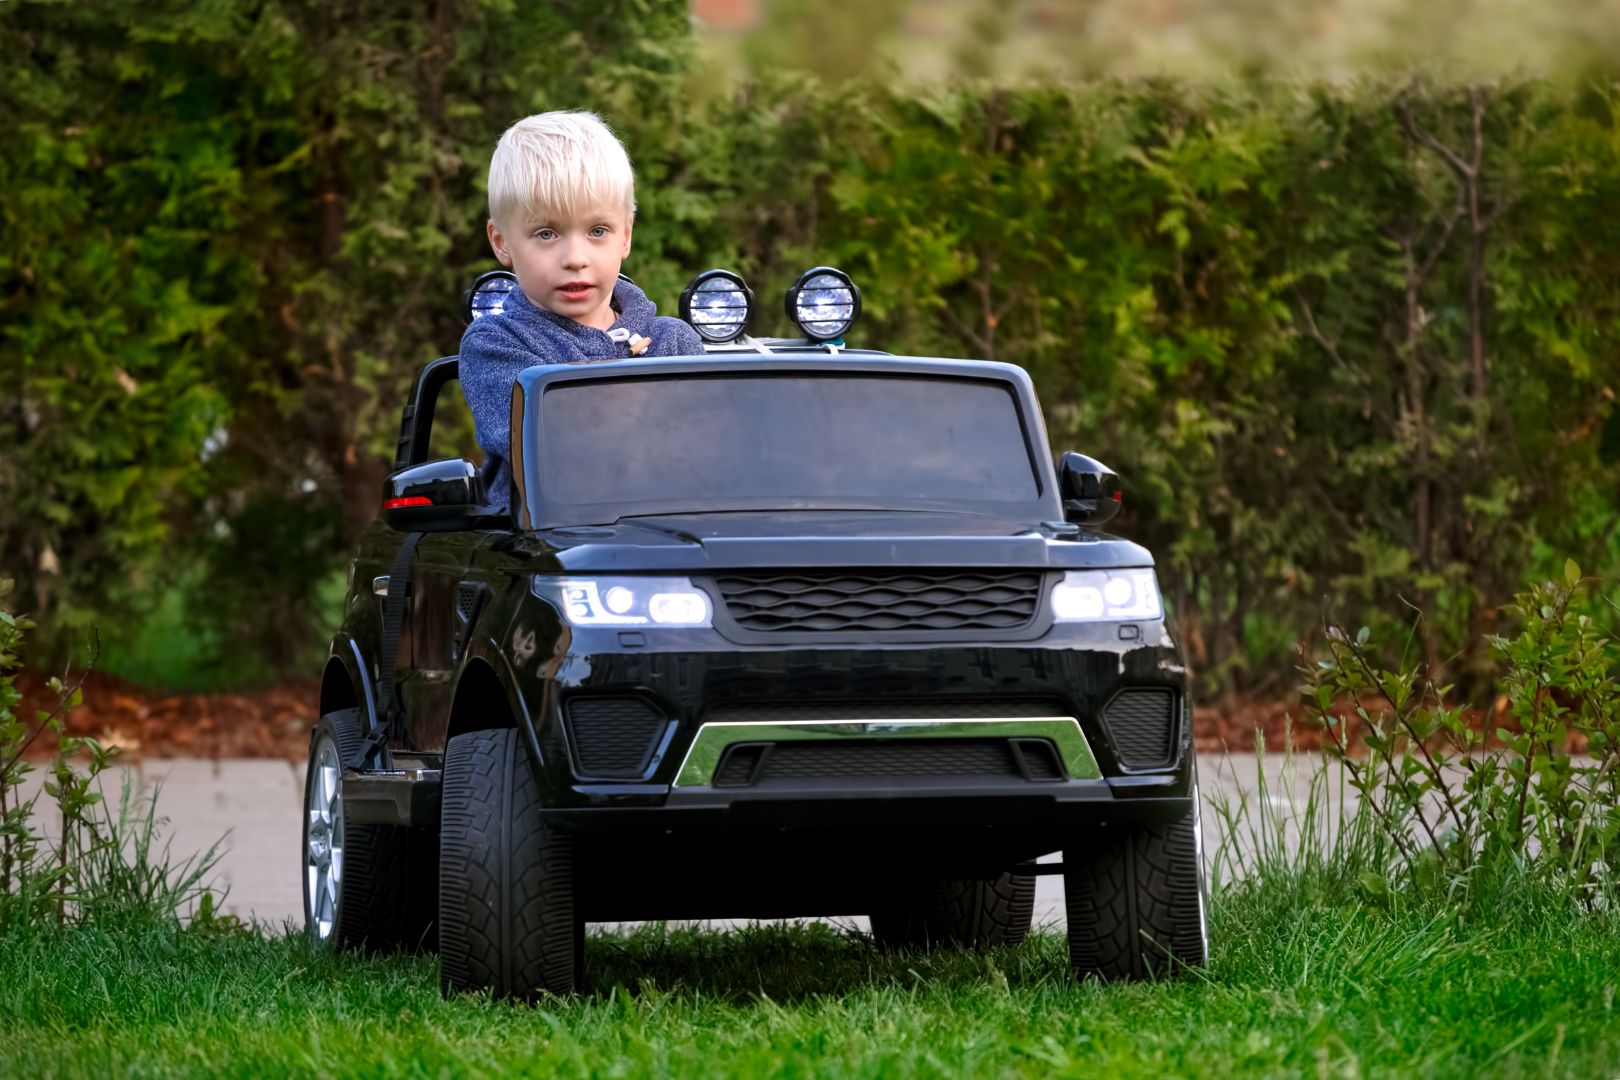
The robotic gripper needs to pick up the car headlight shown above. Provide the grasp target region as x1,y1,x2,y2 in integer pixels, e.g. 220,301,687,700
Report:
1051,569,1162,622
534,576,714,627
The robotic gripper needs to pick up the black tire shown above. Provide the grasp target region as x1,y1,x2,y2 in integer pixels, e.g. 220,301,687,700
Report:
869,872,1036,951
301,708,437,953
1063,802,1208,982
439,727,581,999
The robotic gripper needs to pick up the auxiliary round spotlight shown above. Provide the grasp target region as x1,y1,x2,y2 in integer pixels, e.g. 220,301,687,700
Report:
463,270,520,324
678,269,752,344
785,266,861,342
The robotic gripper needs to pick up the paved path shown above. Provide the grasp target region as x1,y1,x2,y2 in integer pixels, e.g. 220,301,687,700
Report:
16,754,1329,931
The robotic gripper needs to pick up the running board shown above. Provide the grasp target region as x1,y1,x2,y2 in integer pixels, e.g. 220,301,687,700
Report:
343,768,442,827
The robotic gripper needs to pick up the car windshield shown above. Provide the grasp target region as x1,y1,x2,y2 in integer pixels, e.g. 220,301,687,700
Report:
536,372,1042,520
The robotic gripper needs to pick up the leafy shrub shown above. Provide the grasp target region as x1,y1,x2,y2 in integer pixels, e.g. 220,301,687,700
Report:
1299,561,1620,905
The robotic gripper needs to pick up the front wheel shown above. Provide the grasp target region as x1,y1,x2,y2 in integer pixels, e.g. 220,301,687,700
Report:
1062,799,1208,981
438,727,581,999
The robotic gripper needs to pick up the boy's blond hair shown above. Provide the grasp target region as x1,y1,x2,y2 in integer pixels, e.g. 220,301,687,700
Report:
487,111,636,228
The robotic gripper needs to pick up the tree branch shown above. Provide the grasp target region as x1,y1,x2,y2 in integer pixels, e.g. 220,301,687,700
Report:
1398,96,1475,179
1295,296,1346,369
939,304,994,358
1416,199,1464,285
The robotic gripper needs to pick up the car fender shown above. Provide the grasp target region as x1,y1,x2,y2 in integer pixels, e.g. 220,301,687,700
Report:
455,586,565,788
323,632,380,734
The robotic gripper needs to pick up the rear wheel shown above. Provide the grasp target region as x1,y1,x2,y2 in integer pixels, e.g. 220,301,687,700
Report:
869,873,1036,951
301,708,436,953
1062,798,1208,981
438,727,581,999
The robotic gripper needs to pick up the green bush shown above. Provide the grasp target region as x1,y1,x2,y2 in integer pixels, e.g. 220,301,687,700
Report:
4,0,1618,694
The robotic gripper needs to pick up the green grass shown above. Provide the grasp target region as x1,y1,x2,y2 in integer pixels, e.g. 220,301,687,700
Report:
2,878,1617,1079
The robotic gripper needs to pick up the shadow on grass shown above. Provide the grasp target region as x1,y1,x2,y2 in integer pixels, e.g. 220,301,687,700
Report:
578,920,1075,1003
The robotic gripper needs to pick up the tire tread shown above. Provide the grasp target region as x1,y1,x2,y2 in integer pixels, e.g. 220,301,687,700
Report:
439,728,579,999
1063,811,1206,981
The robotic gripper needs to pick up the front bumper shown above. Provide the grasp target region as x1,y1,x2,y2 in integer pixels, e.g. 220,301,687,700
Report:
512,618,1193,819
346,617,1193,831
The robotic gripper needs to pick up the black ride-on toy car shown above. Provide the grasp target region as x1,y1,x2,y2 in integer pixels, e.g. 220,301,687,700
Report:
301,266,1207,998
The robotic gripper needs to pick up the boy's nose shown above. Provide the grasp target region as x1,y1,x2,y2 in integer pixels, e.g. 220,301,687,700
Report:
561,240,588,271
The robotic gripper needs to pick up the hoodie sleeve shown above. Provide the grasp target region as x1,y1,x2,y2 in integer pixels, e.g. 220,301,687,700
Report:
647,315,707,358
458,319,531,463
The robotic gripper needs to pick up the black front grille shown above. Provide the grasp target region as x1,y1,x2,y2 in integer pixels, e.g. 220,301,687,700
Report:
712,571,1044,635
759,739,1022,781
711,736,1069,786
564,697,667,778
1103,688,1178,769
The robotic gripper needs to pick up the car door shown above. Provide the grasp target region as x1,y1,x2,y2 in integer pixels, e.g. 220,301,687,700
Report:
400,531,484,750
400,359,494,751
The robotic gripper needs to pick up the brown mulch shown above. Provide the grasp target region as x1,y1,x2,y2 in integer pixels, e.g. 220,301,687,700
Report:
16,667,319,762
1192,694,1326,755
18,669,1549,761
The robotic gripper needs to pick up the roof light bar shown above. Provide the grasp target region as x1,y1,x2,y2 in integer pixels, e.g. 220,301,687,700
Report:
679,269,753,344
463,270,520,324
785,266,860,342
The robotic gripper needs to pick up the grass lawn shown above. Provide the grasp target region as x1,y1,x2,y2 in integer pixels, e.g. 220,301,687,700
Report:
2,876,1617,1079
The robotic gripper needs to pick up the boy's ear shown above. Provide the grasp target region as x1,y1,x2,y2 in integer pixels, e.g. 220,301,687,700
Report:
487,219,514,267
621,215,633,259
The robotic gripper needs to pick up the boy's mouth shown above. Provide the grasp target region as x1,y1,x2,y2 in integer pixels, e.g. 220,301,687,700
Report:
557,281,593,300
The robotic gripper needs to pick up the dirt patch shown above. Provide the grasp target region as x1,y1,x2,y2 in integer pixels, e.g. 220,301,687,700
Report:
18,666,1321,761
1193,694,1320,754
28,669,1555,762
17,667,319,762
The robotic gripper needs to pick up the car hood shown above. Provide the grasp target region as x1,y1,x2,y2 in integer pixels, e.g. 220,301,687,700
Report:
521,511,1154,573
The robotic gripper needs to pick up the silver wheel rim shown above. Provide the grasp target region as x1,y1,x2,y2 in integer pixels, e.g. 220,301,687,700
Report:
305,735,344,943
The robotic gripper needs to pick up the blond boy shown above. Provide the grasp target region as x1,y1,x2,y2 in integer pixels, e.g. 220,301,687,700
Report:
460,111,702,511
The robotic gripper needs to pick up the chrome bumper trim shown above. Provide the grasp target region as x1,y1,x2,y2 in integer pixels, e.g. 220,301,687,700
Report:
672,716,1099,788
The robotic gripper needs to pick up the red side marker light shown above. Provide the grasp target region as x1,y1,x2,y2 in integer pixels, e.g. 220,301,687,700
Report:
384,496,432,509
1112,491,1123,502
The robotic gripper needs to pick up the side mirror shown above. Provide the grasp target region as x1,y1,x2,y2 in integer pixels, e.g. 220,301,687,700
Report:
1057,452,1122,527
381,459,489,532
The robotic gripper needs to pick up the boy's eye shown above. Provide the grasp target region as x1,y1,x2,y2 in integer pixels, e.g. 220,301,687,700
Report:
589,226,608,239
535,228,556,241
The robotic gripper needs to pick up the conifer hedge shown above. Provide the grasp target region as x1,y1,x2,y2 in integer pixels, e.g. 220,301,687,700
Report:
4,1,1618,693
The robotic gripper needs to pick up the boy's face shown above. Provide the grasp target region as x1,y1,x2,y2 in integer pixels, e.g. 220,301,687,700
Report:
488,202,633,331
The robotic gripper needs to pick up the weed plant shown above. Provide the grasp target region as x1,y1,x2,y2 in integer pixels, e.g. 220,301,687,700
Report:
0,579,222,930
1298,561,1619,909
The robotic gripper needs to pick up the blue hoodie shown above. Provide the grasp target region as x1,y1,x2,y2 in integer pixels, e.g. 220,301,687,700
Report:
458,276,705,512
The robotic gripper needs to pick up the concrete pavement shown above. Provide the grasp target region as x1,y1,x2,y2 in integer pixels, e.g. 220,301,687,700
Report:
15,753,1332,931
